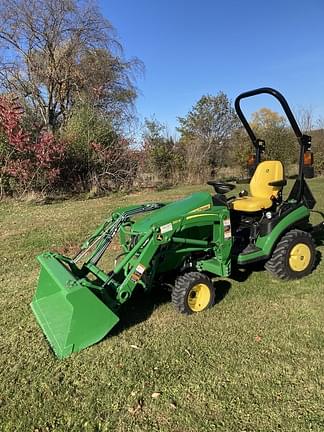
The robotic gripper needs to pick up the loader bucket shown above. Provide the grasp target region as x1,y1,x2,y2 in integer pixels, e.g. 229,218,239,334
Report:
31,253,119,359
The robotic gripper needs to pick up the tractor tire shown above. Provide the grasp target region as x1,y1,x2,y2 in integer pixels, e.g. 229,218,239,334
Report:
172,272,215,314
265,229,316,280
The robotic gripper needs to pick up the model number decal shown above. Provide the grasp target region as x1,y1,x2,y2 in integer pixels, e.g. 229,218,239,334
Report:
223,218,232,239
160,223,173,234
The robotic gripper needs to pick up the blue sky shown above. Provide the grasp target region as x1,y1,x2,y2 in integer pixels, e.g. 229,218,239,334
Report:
101,0,324,134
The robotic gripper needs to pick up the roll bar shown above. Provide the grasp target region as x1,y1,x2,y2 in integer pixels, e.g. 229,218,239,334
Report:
234,87,304,144
234,87,312,203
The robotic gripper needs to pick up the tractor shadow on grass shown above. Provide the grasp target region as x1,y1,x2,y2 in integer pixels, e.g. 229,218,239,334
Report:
213,279,232,304
111,244,323,338
315,250,322,268
111,237,324,337
313,230,324,246
109,285,171,338
312,230,323,270
313,249,322,270
109,278,233,338
230,261,265,283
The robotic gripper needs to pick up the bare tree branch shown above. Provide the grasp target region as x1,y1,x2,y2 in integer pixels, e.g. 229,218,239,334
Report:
0,0,142,130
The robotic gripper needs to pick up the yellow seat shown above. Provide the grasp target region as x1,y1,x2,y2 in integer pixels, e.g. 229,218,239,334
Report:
232,160,284,212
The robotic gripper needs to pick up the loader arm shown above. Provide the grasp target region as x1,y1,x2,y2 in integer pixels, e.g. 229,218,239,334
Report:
31,203,166,359
31,191,232,358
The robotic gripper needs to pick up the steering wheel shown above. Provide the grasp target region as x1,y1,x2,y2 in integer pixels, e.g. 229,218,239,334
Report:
207,180,236,194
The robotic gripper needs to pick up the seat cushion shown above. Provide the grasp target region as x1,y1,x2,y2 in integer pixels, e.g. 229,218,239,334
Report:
250,160,284,199
231,196,272,212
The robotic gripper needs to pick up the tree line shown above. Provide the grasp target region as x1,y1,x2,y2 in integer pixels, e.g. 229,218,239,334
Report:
143,101,324,187
0,0,323,198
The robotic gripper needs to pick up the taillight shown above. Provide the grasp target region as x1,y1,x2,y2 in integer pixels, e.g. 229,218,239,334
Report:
304,151,314,166
247,154,256,166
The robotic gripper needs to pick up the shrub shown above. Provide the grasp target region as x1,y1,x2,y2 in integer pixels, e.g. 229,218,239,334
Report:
60,103,137,193
0,97,65,197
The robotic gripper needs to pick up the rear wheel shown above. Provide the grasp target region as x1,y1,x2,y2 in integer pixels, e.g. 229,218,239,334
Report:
172,272,215,314
265,229,316,280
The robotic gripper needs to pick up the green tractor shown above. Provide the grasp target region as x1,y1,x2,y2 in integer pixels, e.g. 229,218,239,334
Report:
31,87,324,359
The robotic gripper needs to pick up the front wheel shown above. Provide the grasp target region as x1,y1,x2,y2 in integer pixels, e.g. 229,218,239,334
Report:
265,229,316,280
172,272,215,314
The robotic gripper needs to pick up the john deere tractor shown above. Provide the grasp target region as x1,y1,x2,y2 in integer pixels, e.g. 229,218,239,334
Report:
31,87,324,358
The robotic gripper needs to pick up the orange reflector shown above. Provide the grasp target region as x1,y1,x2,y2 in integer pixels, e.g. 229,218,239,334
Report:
304,151,313,166
247,154,256,166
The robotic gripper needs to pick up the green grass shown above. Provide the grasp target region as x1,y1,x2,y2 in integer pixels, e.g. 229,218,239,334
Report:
0,180,324,432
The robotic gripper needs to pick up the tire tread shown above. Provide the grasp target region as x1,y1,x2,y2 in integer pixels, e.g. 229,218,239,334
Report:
172,271,214,314
265,229,315,280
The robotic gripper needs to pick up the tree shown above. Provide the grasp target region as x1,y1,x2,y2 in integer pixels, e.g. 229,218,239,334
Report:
143,118,182,185
292,107,324,175
250,108,296,163
0,0,142,130
312,117,324,175
61,101,137,193
230,127,253,174
297,106,314,133
177,92,239,181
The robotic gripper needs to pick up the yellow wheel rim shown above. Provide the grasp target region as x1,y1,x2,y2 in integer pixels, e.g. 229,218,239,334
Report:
187,283,211,312
289,243,311,272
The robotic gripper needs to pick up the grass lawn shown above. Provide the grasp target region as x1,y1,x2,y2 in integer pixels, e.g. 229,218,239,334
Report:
0,179,324,432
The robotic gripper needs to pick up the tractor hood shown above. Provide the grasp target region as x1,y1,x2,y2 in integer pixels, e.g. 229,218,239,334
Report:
132,192,213,233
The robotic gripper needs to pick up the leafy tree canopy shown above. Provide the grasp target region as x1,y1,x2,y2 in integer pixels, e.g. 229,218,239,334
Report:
0,0,142,130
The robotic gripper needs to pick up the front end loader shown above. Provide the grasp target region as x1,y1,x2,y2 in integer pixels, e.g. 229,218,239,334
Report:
31,87,324,358
31,194,232,358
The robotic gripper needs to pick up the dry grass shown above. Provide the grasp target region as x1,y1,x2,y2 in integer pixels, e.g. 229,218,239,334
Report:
0,180,324,431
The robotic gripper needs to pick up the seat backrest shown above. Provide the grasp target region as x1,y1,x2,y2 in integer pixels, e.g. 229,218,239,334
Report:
250,160,284,198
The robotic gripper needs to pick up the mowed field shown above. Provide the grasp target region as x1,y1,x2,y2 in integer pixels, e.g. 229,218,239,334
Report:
0,179,324,432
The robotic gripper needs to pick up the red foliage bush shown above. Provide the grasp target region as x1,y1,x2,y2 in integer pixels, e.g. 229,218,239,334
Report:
0,96,66,194
0,97,137,196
